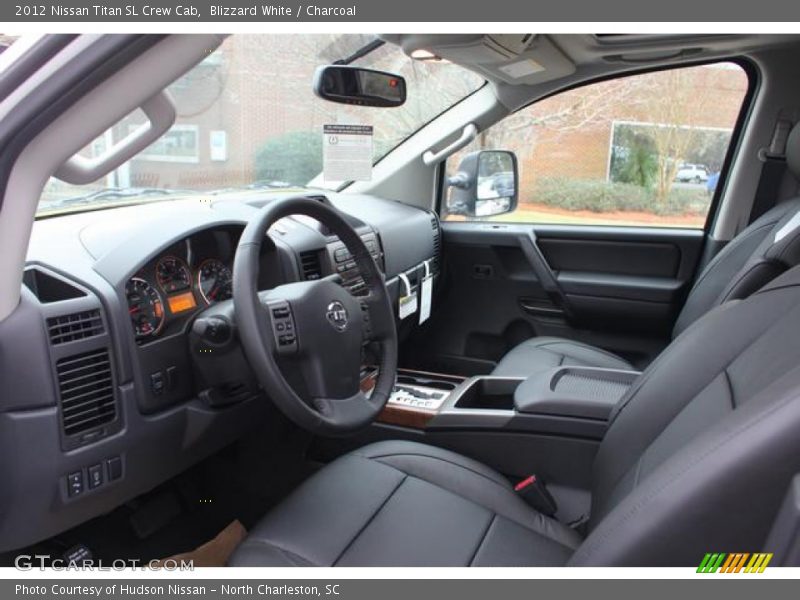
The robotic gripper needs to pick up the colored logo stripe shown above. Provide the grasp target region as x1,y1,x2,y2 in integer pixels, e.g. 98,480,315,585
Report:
744,553,773,573
697,553,773,573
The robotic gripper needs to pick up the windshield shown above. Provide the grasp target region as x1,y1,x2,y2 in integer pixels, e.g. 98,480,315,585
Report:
37,35,484,216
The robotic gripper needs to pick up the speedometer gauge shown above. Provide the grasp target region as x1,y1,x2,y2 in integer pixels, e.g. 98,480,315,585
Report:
197,259,233,304
126,278,165,339
156,256,192,293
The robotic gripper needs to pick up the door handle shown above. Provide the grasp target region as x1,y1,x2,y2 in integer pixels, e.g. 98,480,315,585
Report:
519,298,566,318
472,264,494,279
517,230,573,319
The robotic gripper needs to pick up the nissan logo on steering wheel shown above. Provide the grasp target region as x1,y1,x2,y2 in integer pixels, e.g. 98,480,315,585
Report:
326,301,349,332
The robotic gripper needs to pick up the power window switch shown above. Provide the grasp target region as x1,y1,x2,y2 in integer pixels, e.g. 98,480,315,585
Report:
87,464,104,489
67,471,83,497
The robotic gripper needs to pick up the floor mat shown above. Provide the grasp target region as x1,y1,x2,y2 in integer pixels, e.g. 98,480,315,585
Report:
152,520,247,568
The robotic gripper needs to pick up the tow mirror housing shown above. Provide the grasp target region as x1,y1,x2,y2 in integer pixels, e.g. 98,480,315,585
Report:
447,150,519,218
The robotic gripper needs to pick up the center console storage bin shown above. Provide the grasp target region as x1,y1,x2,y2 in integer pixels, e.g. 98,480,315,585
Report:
514,367,640,420
453,377,522,411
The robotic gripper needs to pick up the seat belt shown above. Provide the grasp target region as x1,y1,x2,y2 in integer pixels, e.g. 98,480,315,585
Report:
748,119,793,224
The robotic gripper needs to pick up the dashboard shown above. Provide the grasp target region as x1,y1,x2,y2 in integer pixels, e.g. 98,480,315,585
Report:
0,191,441,552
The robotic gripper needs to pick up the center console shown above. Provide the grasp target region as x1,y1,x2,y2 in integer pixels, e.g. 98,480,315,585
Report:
339,364,643,505
364,365,640,439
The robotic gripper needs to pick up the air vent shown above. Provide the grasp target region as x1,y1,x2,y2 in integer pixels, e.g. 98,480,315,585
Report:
47,310,104,345
430,214,441,273
55,349,116,437
299,251,322,280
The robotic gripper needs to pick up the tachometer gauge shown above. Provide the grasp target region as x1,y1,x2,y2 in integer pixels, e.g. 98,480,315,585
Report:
156,256,192,293
197,259,233,304
126,278,165,339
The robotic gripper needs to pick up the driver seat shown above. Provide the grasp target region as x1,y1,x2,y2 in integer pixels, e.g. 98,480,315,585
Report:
229,265,800,566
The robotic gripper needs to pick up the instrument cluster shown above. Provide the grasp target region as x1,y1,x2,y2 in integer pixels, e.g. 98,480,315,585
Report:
125,230,236,343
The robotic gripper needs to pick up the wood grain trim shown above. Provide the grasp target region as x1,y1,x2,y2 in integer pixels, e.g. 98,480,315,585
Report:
378,403,438,429
360,371,378,393
362,367,459,430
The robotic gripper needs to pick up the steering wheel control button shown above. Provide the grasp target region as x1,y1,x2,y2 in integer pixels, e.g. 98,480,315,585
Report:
67,471,84,497
87,464,104,489
268,301,298,354
271,306,290,319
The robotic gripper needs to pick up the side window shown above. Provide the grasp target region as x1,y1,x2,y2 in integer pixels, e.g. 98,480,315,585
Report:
443,62,751,228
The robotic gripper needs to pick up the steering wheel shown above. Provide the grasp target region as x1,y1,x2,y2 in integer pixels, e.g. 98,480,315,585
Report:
233,197,398,435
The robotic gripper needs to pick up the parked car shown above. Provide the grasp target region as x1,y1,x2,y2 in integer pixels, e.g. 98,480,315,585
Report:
490,171,515,197
675,163,709,183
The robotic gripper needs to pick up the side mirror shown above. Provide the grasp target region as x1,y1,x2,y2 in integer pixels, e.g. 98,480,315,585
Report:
447,150,518,218
313,65,406,107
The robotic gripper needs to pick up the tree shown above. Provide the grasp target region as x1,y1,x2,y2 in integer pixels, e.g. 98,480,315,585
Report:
634,68,717,204
254,131,322,186
610,125,658,188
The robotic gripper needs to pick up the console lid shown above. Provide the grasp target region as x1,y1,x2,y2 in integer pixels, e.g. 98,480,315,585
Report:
514,366,640,420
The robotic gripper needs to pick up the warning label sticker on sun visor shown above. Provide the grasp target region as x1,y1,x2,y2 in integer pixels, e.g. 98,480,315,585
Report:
323,124,373,182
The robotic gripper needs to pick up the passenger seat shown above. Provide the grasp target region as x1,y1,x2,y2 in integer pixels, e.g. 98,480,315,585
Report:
492,127,800,378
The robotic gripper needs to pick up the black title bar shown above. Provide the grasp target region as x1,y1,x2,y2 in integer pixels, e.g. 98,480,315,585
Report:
4,0,800,22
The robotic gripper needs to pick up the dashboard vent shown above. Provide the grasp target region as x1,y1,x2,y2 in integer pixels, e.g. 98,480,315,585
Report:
47,310,104,345
299,251,322,280
55,349,116,437
430,214,441,273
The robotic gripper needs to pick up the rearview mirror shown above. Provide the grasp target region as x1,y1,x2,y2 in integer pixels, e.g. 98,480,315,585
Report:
447,150,518,218
313,65,406,107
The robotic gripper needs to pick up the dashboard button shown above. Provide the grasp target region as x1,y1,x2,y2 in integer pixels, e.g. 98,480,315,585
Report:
107,457,122,481
67,471,83,497
87,464,104,489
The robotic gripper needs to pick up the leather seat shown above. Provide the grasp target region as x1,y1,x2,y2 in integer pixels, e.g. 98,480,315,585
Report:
231,264,800,566
493,124,800,378
230,441,581,566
